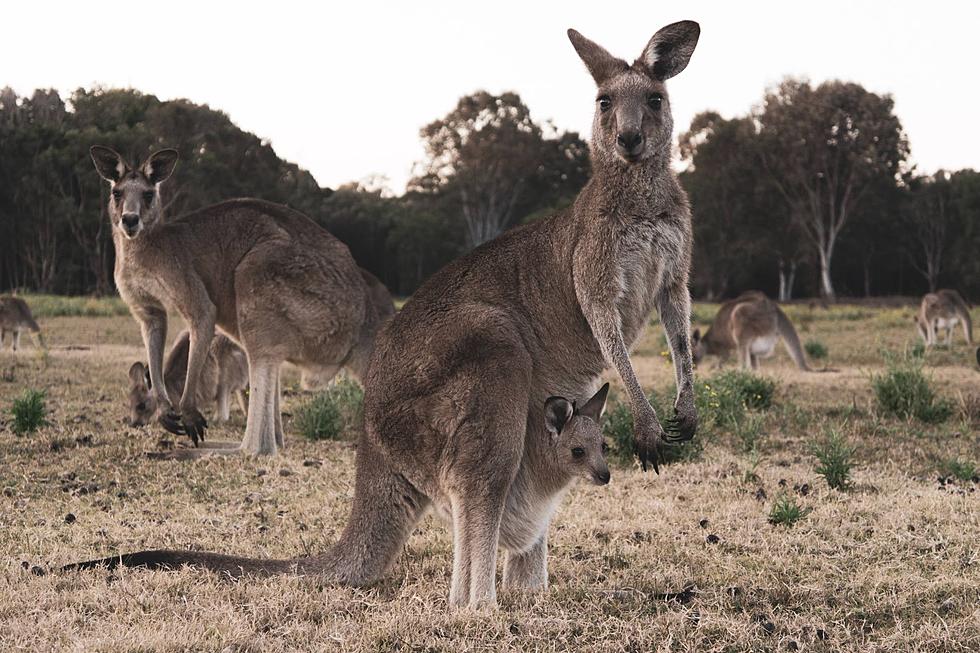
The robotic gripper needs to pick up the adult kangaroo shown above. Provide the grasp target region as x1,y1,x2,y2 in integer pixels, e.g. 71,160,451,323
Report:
90,147,388,456
915,289,973,346
69,22,700,610
0,295,44,351
692,291,810,371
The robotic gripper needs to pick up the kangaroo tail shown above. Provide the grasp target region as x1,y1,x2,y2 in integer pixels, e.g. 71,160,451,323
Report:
62,435,428,585
775,306,810,371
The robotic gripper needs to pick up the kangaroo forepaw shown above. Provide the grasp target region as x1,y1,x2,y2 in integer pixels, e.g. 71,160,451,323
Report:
158,409,185,437
662,410,697,443
180,408,208,445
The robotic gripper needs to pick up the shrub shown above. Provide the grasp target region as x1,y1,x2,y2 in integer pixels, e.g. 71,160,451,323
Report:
811,427,856,490
872,351,953,423
602,394,703,467
294,378,364,441
712,369,775,411
804,340,828,360
9,389,48,435
940,459,977,482
768,493,810,526
733,412,766,453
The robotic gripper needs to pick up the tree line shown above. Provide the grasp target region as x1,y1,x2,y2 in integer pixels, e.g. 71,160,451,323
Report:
1,82,976,300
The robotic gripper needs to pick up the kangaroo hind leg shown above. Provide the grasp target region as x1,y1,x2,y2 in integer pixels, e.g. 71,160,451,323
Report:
241,359,280,455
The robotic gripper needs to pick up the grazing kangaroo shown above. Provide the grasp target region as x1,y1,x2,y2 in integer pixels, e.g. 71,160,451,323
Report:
90,146,388,456
0,296,44,351
127,330,248,427
300,267,395,390
915,289,973,346
69,22,700,610
66,385,612,591
691,291,810,371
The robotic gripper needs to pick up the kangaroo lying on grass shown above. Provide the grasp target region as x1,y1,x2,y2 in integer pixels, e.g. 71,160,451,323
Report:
127,330,248,428
915,289,973,346
0,296,44,351
66,385,612,588
90,146,388,456
69,21,700,610
691,291,810,371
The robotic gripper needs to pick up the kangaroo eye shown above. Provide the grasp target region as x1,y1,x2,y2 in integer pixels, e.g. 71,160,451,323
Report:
136,402,146,411
111,189,122,200
571,447,585,458
142,191,155,204
648,93,663,110
597,96,612,112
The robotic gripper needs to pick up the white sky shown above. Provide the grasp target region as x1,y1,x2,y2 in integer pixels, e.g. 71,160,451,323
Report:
4,1,978,193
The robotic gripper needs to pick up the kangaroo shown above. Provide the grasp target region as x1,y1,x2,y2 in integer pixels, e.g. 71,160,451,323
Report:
68,22,701,610
915,289,973,346
127,330,248,427
66,385,611,588
0,296,44,351
300,267,395,390
691,291,810,371
90,146,387,456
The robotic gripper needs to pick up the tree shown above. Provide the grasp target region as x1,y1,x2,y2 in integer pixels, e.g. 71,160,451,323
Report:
756,79,909,299
903,173,954,292
411,91,588,249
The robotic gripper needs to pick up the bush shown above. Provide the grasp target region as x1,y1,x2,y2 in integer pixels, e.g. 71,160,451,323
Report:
872,351,953,423
712,369,775,411
9,389,48,435
733,413,766,453
602,394,703,467
811,427,856,490
940,459,977,482
804,340,828,360
768,493,810,527
294,378,364,441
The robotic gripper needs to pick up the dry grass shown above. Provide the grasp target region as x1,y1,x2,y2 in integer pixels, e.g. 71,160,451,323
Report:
1,304,979,652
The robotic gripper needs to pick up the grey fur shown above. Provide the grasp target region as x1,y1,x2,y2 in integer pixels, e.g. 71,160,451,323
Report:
0,295,44,351
69,21,700,611
691,291,811,371
915,289,973,346
90,146,394,456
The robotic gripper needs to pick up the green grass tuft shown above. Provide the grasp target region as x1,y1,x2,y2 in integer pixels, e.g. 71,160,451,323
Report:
872,350,953,423
294,378,364,441
804,339,828,360
811,427,856,490
768,493,810,526
9,389,48,435
940,459,977,482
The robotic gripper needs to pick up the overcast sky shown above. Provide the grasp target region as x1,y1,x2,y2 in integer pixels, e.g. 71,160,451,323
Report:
4,0,977,193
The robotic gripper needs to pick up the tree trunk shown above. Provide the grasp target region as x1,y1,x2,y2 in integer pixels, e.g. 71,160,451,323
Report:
818,248,835,300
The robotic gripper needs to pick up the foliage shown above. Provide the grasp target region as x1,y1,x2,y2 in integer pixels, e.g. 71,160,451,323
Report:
294,379,364,441
872,350,953,423
768,494,810,527
811,427,856,490
20,294,129,318
804,340,829,360
939,459,977,482
9,389,48,435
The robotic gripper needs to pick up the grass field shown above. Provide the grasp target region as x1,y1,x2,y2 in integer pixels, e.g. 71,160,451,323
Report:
1,301,978,652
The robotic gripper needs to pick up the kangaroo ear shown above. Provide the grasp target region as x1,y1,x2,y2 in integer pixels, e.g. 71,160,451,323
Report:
567,29,628,86
578,383,610,422
544,396,574,438
142,149,178,185
638,20,700,80
692,328,701,345
90,146,129,182
128,362,148,387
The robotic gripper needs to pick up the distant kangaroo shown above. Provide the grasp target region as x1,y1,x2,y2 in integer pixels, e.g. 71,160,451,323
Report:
691,291,810,371
67,385,612,590
915,289,973,346
68,22,700,610
0,296,44,351
90,146,389,456
127,330,248,428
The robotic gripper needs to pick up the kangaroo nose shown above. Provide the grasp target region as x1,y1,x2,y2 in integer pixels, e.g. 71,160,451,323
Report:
597,470,611,485
617,131,643,151
122,213,139,230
